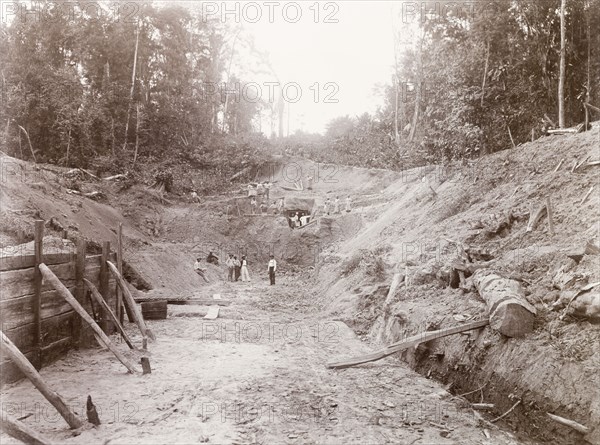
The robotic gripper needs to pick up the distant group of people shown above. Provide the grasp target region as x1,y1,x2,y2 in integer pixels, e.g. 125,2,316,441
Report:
195,253,277,285
250,196,284,215
247,181,272,199
323,195,351,215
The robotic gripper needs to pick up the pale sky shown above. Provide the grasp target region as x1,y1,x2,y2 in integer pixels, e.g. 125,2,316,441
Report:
240,1,397,134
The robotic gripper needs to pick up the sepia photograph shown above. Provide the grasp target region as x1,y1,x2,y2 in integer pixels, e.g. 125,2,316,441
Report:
0,1,599,444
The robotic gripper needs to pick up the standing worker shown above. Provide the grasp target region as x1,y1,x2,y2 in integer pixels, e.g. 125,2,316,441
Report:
345,195,352,212
334,196,340,214
226,254,235,281
264,181,272,199
323,198,330,215
268,254,277,285
234,255,241,281
241,255,251,282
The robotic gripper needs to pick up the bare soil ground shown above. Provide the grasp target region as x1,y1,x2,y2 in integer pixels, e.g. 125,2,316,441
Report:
1,127,599,444
1,278,525,445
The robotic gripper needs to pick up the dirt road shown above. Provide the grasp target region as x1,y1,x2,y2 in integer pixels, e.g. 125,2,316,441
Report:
1,276,526,444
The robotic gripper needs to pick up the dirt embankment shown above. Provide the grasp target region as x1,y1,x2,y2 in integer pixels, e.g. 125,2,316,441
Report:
314,128,600,444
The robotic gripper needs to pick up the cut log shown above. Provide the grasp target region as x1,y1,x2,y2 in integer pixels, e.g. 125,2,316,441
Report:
107,261,155,341
84,279,135,349
580,186,594,205
141,300,167,320
472,270,536,337
472,403,495,410
0,412,55,445
0,330,84,429
39,265,138,373
327,319,489,369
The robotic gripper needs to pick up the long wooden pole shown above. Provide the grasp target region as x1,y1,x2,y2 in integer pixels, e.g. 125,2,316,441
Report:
0,412,55,445
73,239,86,348
117,223,124,324
99,241,111,333
84,279,135,350
33,220,44,369
39,264,138,374
106,261,155,341
327,319,489,369
0,331,84,429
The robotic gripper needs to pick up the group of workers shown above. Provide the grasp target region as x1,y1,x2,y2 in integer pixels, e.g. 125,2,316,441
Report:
323,195,351,215
250,196,284,215
194,253,277,285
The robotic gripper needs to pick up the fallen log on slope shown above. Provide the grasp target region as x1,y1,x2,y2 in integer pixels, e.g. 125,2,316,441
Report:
472,270,536,337
327,319,489,369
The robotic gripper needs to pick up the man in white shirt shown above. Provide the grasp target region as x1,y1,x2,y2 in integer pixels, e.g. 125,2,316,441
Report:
194,257,209,283
226,254,235,281
268,254,277,285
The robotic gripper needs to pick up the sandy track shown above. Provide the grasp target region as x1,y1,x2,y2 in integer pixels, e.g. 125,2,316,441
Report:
1,278,526,444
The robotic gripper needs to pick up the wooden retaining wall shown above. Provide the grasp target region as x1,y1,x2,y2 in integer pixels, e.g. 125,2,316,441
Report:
0,235,120,384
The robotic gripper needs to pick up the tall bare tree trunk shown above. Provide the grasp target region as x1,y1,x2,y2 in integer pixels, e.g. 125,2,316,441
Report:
65,127,71,166
133,103,140,166
481,40,490,107
17,125,36,163
558,0,567,128
123,21,140,150
585,2,591,129
222,29,241,133
409,28,424,142
278,94,284,138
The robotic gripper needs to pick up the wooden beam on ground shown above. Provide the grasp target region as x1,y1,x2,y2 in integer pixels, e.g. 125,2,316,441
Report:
84,279,135,350
73,239,86,348
473,270,536,337
0,330,85,429
133,297,232,306
326,319,489,369
0,412,55,445
106,261,155,341
39,264,138,374
33,220,43,369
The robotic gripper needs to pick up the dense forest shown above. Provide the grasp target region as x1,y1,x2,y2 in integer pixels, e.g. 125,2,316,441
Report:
1,0,599,177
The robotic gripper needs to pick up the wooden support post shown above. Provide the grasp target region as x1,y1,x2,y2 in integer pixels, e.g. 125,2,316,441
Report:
531,128,534,142
327,319,489,369
546,197,555,235
0,330,85,429
86,395,101,426
33,220,44,370
39,264,139,374
0,412,55,445
73,239,86,348
99,241,111,333
141,356,151,374
84,279,135,350
107,260,155,341
117,223,124,325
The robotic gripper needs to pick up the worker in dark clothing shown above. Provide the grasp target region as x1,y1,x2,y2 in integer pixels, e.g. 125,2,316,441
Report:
206,251,219,265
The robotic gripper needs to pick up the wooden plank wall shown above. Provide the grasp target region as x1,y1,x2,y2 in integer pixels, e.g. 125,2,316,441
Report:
0,252,117,384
